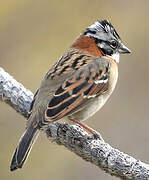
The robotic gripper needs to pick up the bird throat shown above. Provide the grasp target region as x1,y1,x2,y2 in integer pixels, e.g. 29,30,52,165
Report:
71,35,104,57
108,53,120,63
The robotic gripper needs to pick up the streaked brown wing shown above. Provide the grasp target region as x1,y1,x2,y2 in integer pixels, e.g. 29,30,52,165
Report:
45,57,110,121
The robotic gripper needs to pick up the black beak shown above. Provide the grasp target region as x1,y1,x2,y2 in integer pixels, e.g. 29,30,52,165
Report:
118,43,131,54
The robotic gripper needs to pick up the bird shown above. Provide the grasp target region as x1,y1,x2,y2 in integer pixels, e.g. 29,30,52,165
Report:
10,19,131,171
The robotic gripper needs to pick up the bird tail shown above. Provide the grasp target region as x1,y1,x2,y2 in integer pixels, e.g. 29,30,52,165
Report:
10,125,39,171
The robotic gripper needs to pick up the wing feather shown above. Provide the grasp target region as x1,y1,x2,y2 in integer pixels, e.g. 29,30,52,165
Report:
45,57,110,121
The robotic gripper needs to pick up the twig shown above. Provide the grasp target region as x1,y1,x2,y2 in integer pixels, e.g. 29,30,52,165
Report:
0,67,149,180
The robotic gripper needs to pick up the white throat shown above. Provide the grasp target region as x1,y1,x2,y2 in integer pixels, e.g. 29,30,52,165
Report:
109,53,120,63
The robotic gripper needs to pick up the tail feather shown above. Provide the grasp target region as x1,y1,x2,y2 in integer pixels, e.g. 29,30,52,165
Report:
10,125,39,171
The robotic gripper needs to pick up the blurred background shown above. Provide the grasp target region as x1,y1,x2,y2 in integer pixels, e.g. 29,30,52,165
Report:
0,0,149,179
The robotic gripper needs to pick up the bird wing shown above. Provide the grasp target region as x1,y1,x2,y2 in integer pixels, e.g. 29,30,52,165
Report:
45,56,110,121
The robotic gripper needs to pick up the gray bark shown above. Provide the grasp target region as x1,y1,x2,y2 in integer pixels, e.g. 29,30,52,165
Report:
0,67,149,180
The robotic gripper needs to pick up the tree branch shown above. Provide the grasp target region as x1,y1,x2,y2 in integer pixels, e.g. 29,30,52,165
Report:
0,67,149,180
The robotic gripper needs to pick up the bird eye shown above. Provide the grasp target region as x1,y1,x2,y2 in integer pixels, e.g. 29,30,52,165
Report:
110,40,118,49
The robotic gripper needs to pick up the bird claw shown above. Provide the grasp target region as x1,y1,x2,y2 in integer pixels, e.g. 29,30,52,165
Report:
91,131,104,141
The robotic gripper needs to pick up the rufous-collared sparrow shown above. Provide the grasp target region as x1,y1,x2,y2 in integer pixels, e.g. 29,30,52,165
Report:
10,19,131,171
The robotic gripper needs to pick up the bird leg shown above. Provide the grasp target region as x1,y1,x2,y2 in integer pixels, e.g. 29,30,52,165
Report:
68,117,104,141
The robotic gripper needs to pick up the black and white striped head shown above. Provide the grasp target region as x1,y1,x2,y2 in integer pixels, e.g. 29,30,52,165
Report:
83,19,131,63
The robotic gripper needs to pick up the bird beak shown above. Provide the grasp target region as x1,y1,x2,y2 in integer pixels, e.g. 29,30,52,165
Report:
118,43,131,54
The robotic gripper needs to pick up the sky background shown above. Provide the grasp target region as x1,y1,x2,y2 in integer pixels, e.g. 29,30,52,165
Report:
0,0,149,179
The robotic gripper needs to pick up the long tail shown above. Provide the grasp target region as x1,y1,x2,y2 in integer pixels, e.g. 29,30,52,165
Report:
10,125,39,171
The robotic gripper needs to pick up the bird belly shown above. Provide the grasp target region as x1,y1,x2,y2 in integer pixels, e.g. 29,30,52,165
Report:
71,93,110,121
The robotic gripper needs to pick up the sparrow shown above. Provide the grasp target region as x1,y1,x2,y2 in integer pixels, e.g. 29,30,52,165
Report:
10,19,131,171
